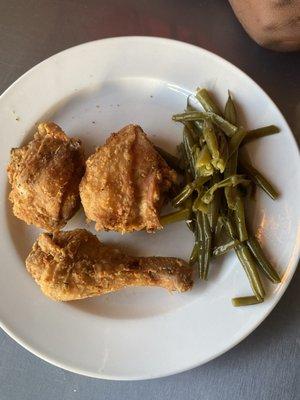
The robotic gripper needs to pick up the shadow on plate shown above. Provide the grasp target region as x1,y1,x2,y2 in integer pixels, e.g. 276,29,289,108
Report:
67,281,202,320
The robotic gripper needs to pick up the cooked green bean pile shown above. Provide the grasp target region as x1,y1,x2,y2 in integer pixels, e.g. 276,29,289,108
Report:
160,88,281,307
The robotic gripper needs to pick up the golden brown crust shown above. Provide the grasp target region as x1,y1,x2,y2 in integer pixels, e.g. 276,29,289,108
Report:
79,124,177,233
26,229,193,301
7,122,85,231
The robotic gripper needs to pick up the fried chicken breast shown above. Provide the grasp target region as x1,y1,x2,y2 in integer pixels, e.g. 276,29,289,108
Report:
79,124,177,233
26,229,193,301
7,122,85,231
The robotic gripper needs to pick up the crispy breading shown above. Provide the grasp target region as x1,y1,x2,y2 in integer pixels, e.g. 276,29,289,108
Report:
26,229,193,301
7,122,85,231
79,124,177,233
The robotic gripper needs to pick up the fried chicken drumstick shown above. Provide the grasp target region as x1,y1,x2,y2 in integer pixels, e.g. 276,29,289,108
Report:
79,124,177,233
26,229,193,301
7,122,85,231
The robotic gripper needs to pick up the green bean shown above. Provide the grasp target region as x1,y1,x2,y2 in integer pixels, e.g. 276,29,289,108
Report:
193,190,209,213
194,145,214,177
173,110,239,138
228,128,247,158
202,175,250,204
194,144,210,163
243,125,280,144
224,150,237,177
186,219,195,232
173,88,280,306
189,242,199,265
184,196,193,209
183,128,196,158
215,216,224,238
235,243,265,300
212,130,228,173
154,146,183,172
194,176,211,188
172,176,210,207
172,185,194,207
177,143,189,170
234,192,248,242
239,158,279,200
184,198,193,230
183,121,198,142
224,151,238,209
196,88,222,115
203,119,219,159
203,119,227,173
224,91,237,125
207,173,221,231
247,236,281,283
184,120,205,144
203,212,212,279
196,212,212,280
160,208,190,225
232,296,264,307
209,112,239,137
221,213,238,240
179,143,194,180
224,151,238,178
195,212,205,276
213,239,239,256
183,128,196,176
194,120,204,133
193,121,206,146
173,111,207,122
238,181,255,199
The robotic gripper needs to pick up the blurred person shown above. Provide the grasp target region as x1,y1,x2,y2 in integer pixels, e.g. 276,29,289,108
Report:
229,0,300,51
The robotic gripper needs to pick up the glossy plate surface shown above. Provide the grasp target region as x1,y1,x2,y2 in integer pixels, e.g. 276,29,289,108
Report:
0,37,299,380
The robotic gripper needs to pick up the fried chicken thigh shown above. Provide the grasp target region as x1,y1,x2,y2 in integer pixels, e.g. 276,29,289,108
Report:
79,124,177,233
26,229,193,301
7,122,85,231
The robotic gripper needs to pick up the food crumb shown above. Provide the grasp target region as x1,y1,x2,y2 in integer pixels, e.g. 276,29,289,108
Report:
150,95,153,98
73,389,77,393
92,121,95,124
12,111,20,121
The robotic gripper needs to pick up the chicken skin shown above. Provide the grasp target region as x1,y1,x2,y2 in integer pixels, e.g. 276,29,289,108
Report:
26,229,193,301
79,124,177,233
7,122,85,231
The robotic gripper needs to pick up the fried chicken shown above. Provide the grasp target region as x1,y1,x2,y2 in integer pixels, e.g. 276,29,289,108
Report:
7,122,85,231
79,124,177,233
25,229,193,301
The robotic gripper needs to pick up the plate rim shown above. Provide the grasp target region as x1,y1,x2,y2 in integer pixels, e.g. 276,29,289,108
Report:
0,35,299,380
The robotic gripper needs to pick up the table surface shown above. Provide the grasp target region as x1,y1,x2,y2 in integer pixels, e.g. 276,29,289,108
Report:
0,1,299,399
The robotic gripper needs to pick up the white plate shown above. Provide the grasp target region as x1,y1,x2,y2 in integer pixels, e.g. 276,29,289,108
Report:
0,37,299,380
